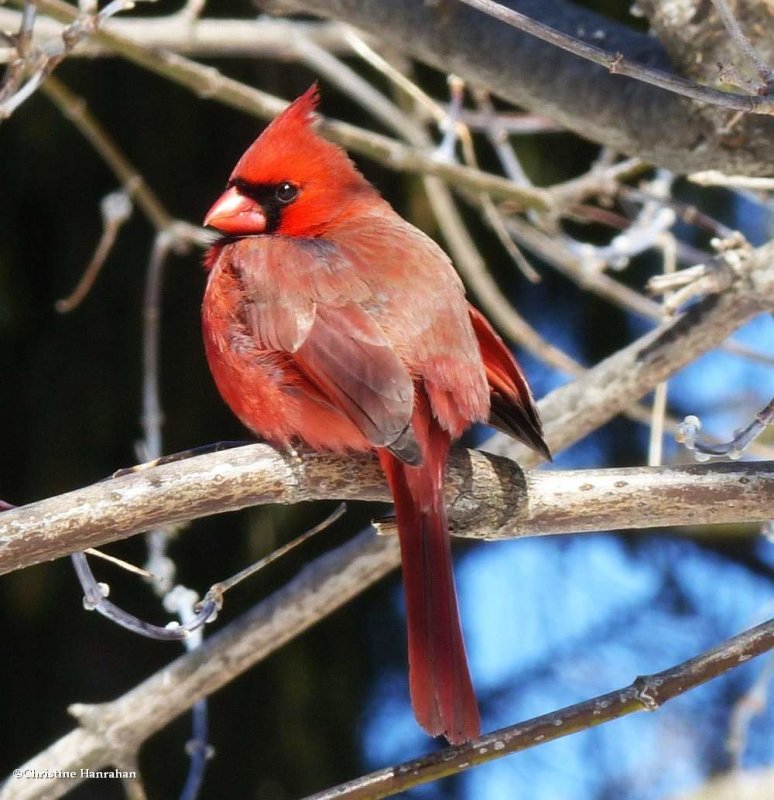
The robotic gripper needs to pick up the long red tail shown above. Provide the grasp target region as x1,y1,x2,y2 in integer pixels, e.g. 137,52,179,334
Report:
379,422,480,745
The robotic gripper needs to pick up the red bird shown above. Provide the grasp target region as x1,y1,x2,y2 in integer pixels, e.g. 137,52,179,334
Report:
202,86,549,744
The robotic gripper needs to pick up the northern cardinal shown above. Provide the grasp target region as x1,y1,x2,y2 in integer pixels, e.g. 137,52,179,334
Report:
202,85,549,744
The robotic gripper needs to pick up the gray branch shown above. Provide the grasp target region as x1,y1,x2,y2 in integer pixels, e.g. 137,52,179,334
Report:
288,0,774,175
0,11,360,60
1,449,772,576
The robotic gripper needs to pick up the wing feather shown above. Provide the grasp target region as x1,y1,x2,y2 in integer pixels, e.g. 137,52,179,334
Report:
223,235,418,458
296,303,416,451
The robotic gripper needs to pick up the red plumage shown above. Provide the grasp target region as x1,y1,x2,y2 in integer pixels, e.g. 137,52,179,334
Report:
202,85,550,744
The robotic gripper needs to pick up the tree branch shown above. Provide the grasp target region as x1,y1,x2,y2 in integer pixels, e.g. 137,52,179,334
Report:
8,0,552,212
0,11,361,60
456,0,773,114
285,0,774,175
302,618,774,799
0,529,401,800
1,448,772,576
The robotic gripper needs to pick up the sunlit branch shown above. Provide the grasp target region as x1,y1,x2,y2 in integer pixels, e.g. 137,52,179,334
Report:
0,10,361,61
1,447,772,576
708,0,774,93
9,0,553,212
4,539,771,800
303,618,774,800
0,0,146,117
455,0,774,114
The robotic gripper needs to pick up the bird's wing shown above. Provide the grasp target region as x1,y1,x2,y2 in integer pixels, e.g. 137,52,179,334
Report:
330,214,492,437
468,306,550,460
225,235,419,462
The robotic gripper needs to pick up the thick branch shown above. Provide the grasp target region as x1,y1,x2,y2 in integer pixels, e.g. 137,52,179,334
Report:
288,0,774,175
456,0,773,114
1,450,772,575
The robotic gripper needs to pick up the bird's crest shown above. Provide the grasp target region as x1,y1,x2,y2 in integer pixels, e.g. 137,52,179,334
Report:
275,82,320,130
229,83,360,189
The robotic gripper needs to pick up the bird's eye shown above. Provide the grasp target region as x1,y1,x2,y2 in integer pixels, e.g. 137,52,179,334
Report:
275,182,298,204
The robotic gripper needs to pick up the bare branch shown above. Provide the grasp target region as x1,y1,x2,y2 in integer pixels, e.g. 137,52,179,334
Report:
9,0,553,212
456,0,773,113
284,0,774,175
302,618,774,800
484,239,774,460
1,445,773,575
0,529,401,800
3,557,770,800
0,11,362,61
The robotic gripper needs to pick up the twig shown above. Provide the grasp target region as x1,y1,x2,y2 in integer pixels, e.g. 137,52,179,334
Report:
69,551,209,641
689,171,774,191
620,185,737,241
446,83,541,283
341,27,444,123
494,211,663,320
709,0,774,94
164,586,209,800
41,76,172,230
0,1,36,104
342,30,560,136
55,189,133,312
647,233,752,314
0,0,144,118
455,0,774,114
649,231,677,466
0,11,362,61
677,398,774,461
10,0,553,212
303,618,774,800
722,340,774,367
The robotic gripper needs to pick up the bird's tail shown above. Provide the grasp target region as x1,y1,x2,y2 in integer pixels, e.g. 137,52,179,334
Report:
379,422,480,745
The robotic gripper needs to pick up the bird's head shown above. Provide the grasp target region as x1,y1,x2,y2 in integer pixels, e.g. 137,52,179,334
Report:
204,84,377,240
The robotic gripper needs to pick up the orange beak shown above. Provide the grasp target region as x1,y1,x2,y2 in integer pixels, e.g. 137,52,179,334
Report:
204,186,267,234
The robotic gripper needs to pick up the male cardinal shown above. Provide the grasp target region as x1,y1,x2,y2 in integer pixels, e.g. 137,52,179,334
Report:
202,85,549,744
